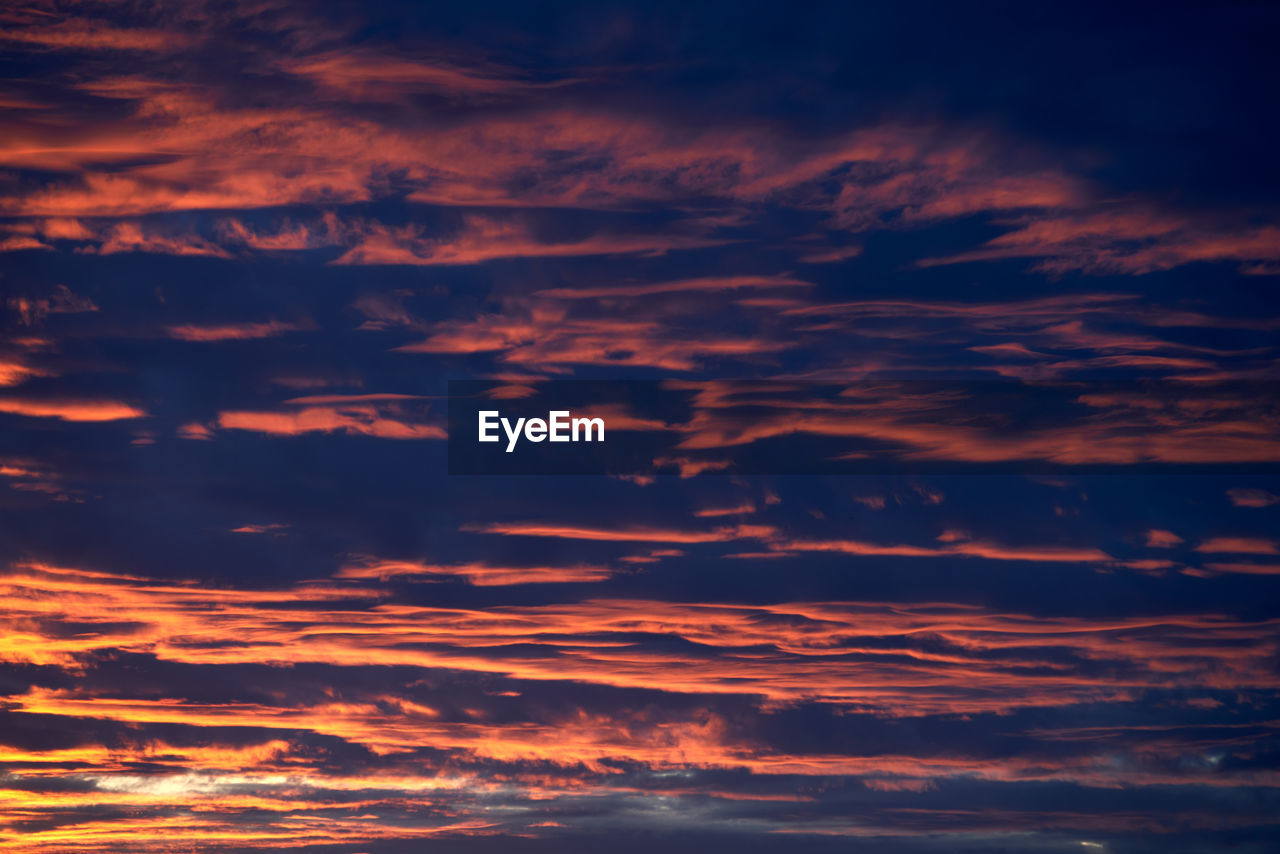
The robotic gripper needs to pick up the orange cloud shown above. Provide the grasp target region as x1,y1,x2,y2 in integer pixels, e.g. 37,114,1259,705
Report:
1,555,1277,850
1200,562,1280,576
8,284,98,325
177,421,214,440
0,234,50,251
2,53,1271,287
0,398,145,421
217,404,444,439
338,559,613,585
1195,537,1280,555
91,222,231,257
694,503,757,517
3,561,1277,718
469,522,775,543
0,359,51,386
776,536,1111,563
1146,529,1184,548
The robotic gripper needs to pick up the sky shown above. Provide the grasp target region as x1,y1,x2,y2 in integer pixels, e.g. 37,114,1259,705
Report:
1,1,1279,851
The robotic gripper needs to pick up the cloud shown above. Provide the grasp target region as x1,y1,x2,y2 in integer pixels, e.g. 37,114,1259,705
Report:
176,421,214,440
918,209,1280,276
693,503,756,517
3,555,1279,846
395,301,789,371
662,381,1280,466
1227,488,1279,508
4,561,1277,720
2,46,1274,281
535,275,811,299
8,285,98,326
1,20,194,53
796,245,864,264
166,320,305,341
1195,537,1279,555
338,559,614,586
468,521,775,543
278,51,566,101
781,292,1139,323
775,535,1111,564
332,216,726,266
1146,529,1184,548
0,359,52,387
216,217,332,250
0,234,51,252
1199,562,1280,576
217,403,445,439
90,222,231,258
0,398,145,421
230,523,289,535
3,6,1278,847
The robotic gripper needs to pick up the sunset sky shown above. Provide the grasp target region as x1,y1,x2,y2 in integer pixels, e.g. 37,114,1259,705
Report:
1,2,1279,852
